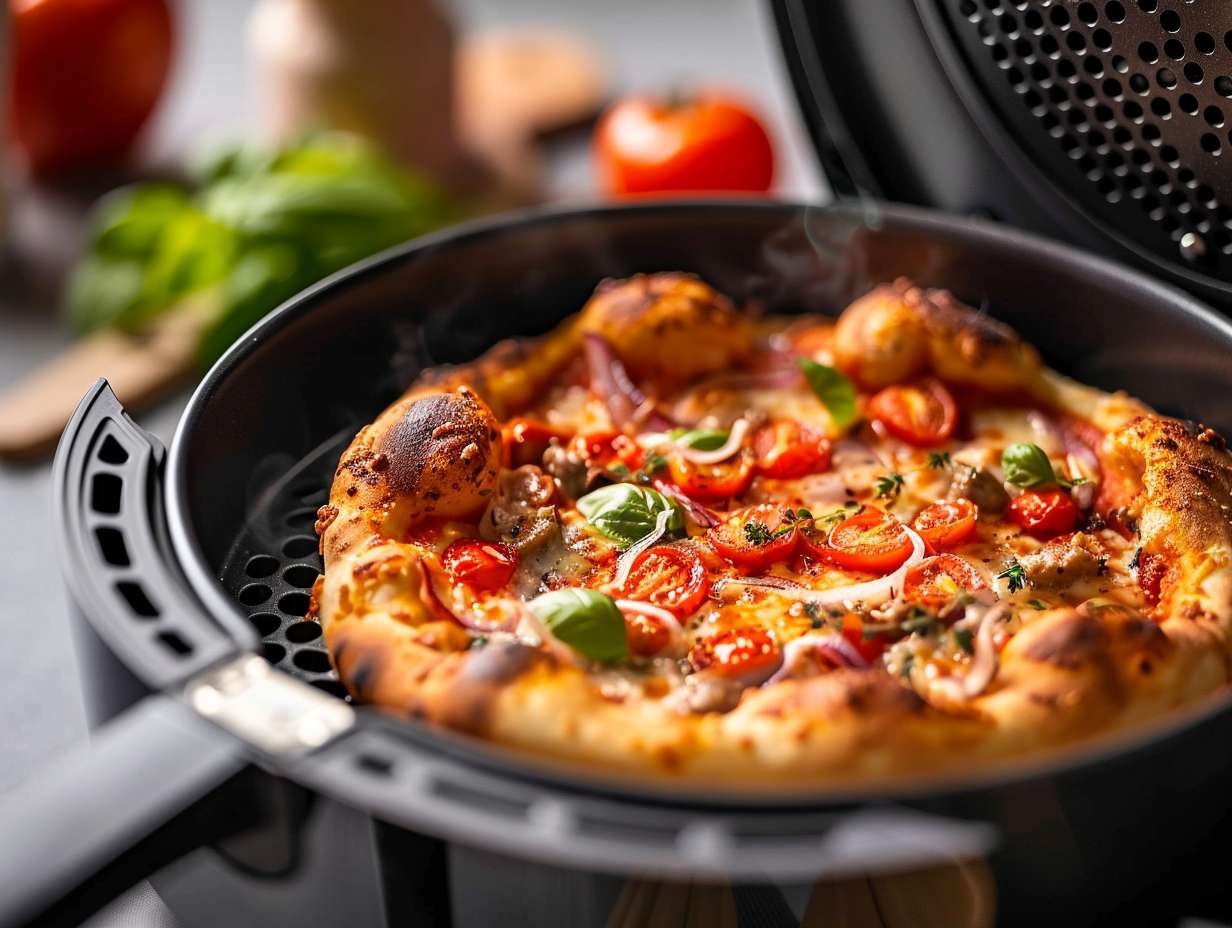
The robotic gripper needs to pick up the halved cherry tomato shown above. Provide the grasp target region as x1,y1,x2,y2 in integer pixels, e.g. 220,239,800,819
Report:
803,508,914,574
502,418,572,468
441,539,518,592
1007,489,1080,539
911,498,978,550
867,378,958,447
902,554,987,610
688,626,781,680
753,419,832,478
624,611,672,657
840,613,892,662
706,504,799,570
574,430,644,470
667,447,754,500
619,545,709,617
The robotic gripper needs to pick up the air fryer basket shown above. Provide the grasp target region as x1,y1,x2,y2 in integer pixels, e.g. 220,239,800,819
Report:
11,202,1232,928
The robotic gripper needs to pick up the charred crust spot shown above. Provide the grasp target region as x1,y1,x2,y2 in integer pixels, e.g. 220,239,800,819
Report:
377,392,495,496
1024,612,1105,668
348,655,378,699
1196,426,1227,451
461,640,539,684
371,453,389,473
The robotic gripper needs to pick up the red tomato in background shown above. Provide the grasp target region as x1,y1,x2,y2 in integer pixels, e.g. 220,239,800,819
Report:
1007,489,1080,539
902,554,986,610
10,0,174,176
594,93,774,196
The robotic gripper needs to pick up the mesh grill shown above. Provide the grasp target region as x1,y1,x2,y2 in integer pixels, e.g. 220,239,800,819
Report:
219,434,349,698
938,0,1232,275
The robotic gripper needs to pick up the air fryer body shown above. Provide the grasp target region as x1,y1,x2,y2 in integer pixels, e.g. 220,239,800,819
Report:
61,202,1232,928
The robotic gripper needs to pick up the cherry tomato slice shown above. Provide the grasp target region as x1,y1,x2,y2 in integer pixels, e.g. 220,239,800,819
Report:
902,554,987,610
667,447,754,500
803,508,913,574
706,504,799,570
911,498,978,550
502,418,572,468
624,611,673,657
867,378,958,447
619,545,709,617
1007,488,1081,539
441,539,518,592
573,430,644,471
840,613,892,662
688,626,781,681
753,419,832,478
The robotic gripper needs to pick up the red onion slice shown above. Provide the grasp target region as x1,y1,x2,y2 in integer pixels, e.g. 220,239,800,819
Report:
653,480,721,528
713,574,806,600
926,602,1009,701
584,333,674,431
766,633,868,684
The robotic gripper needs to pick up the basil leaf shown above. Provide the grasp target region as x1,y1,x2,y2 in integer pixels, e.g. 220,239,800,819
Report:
528,588,628,662
672,428,729,451
798,359,857,430
576,484,684,547
1001,442,1058,488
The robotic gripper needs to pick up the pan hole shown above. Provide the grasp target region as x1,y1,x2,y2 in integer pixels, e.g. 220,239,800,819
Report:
286,508,317,530
1164,38,1185,60
158,630,193,656
1113,54,1129,74
1066,31,1086,53
283,565,319,589
1201,132,1222,153
293,650,332,674
312,680,350,700
960,0,977,15
97,435,129,465
116,581,158,618
91,473,121,515
249,612,281,636
262,642,287,665
1132,73,1151,93
1155,68,1176,89
1184,62,1204,83
430,779,531,819
1179,93,1199,114
1024,7,1043,30
1196,32,1215,55
1141,123,1162,142
1077,2,1098,24
239,583,272,606
279,591,311,617
356,753,394,776
1159,9,1180,32
286,621,322,643
1138,41,1159,64
95,527,129,567
1151,97,1172,118
283,536,318,558
1215,76,1232,97
1160,144,1180,165
1049,4,1070,26
1093,28,1113,51
1106,1,1126,23
245,555,279,578
1205,105,1225,126
1136,0,1157,12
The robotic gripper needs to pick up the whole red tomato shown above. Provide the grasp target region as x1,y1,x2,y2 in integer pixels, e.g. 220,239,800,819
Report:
10,0,174,176
594,92,774,196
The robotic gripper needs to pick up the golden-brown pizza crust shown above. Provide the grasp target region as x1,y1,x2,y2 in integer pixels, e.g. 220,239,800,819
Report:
316,272,1232,783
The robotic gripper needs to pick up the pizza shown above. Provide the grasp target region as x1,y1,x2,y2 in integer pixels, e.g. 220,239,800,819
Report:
313,273,1232,782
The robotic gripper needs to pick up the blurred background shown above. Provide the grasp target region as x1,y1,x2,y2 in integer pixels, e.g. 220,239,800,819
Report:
0,0,822,795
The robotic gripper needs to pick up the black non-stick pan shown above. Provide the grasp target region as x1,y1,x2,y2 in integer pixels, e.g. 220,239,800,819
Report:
4,201,1232,928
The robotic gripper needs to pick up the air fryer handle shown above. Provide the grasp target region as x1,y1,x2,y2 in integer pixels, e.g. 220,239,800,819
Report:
0,695,257,928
